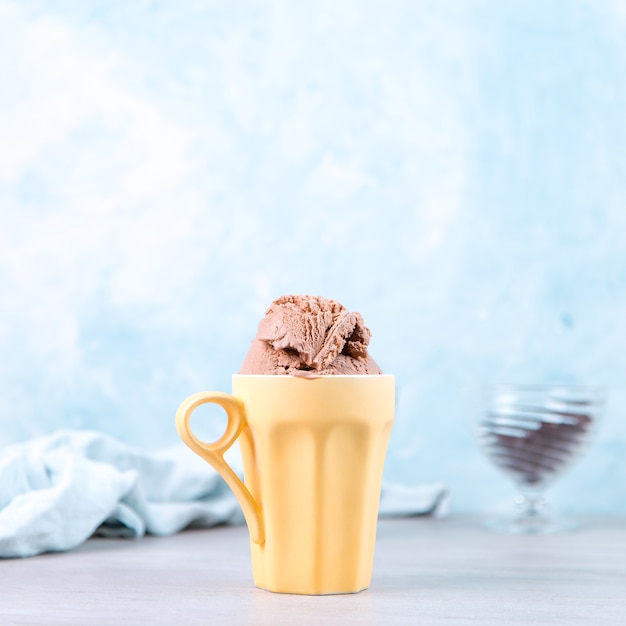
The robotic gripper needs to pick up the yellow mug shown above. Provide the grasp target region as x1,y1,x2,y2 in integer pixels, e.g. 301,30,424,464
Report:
175,374,395,595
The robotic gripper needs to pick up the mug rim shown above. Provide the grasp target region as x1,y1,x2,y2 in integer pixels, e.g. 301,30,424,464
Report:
232,373,395,379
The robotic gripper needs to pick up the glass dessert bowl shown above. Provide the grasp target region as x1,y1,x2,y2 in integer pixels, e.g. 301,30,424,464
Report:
474,384,605,533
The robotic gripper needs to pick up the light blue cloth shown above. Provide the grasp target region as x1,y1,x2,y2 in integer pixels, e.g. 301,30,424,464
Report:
0,430,245,558
0,430,449,558
379,481,450,519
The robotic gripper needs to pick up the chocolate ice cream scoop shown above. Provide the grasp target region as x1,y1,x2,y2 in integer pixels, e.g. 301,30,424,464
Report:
239,295,382,376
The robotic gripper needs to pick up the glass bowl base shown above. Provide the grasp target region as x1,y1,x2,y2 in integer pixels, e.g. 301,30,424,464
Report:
482,514,579,534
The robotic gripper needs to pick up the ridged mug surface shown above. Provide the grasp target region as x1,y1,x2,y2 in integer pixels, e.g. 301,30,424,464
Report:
233,374,395,595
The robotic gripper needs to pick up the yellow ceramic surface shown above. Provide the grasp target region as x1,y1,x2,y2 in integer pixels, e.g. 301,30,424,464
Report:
175,374,395,595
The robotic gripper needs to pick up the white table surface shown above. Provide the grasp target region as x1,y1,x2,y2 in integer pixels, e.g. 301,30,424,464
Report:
1,516,625,626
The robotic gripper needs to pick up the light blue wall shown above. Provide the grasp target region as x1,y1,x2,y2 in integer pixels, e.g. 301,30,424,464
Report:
1,0,625,514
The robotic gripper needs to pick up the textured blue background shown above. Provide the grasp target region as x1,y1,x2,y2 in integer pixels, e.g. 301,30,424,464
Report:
1,0,625,515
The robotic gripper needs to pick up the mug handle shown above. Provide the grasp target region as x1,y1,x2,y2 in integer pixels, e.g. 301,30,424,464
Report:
175,391,265,545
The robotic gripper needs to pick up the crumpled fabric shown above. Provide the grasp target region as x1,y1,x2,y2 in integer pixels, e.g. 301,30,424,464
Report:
379,481,450,518
0,430,244,558
0,430,449,558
